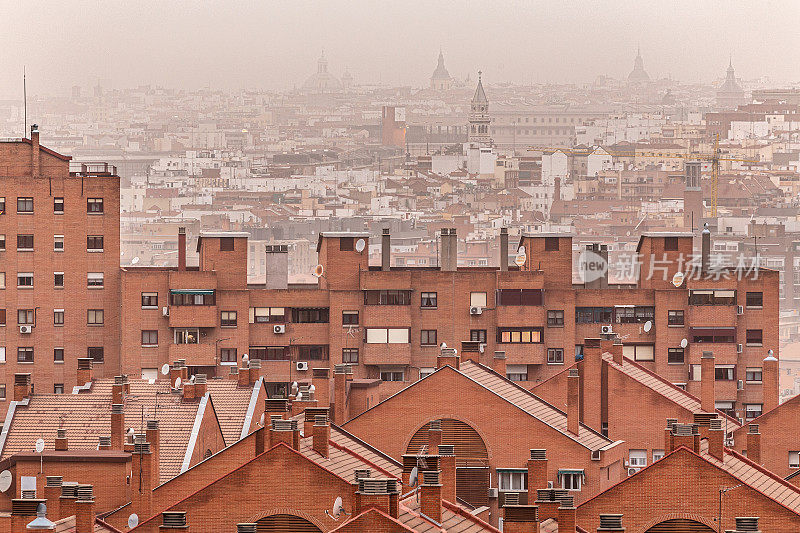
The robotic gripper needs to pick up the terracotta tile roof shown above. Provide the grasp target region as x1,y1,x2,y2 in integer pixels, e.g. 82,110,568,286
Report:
537,518,589,533
204,379,258,445
297,424,402,480
399,496,500,532
53,516,123,532
458,361,612,451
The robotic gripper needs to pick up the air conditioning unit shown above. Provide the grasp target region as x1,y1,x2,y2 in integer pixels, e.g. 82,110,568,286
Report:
737,343,743,353
737,379,744,391
737,305,744,315
487,487,498,499
600,325,614,335
627,467,641,476
469,306,483,315
19,325,32,334
273,324,286,334
296,361,308,371
162,306,170,317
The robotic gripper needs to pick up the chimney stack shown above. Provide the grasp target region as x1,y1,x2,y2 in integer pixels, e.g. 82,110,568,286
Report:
98,436,111,450
75,485,95,533
111,404,125,450
763,352,779,413
611,338,623,365
437,346,459,370
701,223,711,275
131,437,155,518
381,228,391,271
597,513,625,532
670,423,700,453
60,482,78,523
355,479,399,519
76,358,94,386
312,415,330,458
708,418,725,460
333,364,352,425
265,244,289,289
727,517,760,533
13,374,31,401
493,351,507,377
664,418,677,453
270,419,300,450
500,227,509,271
502,504,539,533
428,419,442,450
567,368,580,436
582,338,604,431
528,449,548,493
440,228,457,271
311,368,330,408
178,227,187,271
55,429,68,451
43,476,62,520
420,470,443,523
194,373,207,397
248,359,261,386
746,424,761,464
438,444,457,504
701,351,716,414
557,498,576,533
11,498,48,533
31,124,40,178
146,420,161,479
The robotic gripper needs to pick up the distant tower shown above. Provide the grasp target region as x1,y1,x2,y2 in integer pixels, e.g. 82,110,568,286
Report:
716,59,746,109
341,68,353,90
468,71,491,145
627,46,650,82
430,49,453,91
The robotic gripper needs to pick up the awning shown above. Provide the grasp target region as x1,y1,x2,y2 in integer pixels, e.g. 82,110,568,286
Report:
557,469,585,477
170,289,215,295
690,290,713,295
496,468,528,473
614,304,635,308
714,290,736,298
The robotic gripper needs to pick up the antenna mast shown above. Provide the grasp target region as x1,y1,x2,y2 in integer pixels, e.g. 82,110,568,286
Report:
23,66,27,137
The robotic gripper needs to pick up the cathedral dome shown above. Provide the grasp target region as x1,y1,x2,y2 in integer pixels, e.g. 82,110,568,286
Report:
303,52,342,92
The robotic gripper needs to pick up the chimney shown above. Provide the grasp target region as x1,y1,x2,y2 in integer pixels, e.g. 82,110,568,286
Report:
437,346,459,370
534,488,564,522
664,418,677,453
265,244,288,290
98,436,111,450
557,498,576,533
671,423,700,453
701,351,715,414
112,379,124,404
13,374,31,401
708,418,724,461
311,368,330,408
55,429,68,451
237,365,250,388
270,419,300,450
60,483,78,523
502,504,539,533
43,476,62,521
493,351,507,377
701,223,711,275
182,381,196,402
611,338,623,365
110,404,124,450
265,399,290,424
146,420,160,479
31,124,40,178
381,228,391,271
438,445,457,504
194,374,207,397
312,415,330,458
746,424,761,464
428,419,442,450
528,449,548,492
11,498,47,533
597,513,625,532
76,358,94,386
178,227,187,271
419,471,443,523
333,364,352,425
440,228,457,272
355,478,398,518
500,227,509,271
582,338,604,431
763,352,779,413
227,365,239,380
728,517,760,533
75,485,95,533
567,368,580,436
131,438,154,518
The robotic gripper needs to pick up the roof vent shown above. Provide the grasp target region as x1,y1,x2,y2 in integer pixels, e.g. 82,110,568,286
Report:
21,490,36,499
76,485,93,501
248,359,261,369
666,418,678,430
11,499,42,515
111,404,124,415
76,358,93,370
429,419,442,431
734,517,760,532
536,488,570,503
438,444,455,456
122,374,129,384
57,428,66,439
334,364,353,374
114,375,125,385
194,374,207,384
61,482,78,499
422,470,440,485
709,418,723,430
560,496,575,508
265,399,290,412
98,436,111,447
162,511,187,528
46,476,63,488
134,441,151,455
672,423,699,436
314,414,328,426
358,478,397,494
598,514,624,530
504,492,520,506
272,419,298,432
531,449,547,461
14,374,31,386
147,420,159,431
748,424,759,434
568,368,579,378
237,524,257,533
354,469,371,483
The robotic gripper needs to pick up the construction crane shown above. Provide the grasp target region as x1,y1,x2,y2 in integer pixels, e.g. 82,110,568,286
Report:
528,135,759,217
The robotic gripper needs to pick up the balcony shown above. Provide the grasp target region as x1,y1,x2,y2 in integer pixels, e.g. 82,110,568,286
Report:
169,305,218,328
500,344,546,365
168,343,216,367
688,304,736,325
361,343,411,366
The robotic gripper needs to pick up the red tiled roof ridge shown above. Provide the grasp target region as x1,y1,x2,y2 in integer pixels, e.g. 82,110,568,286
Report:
732,390,800,429
330,424,403,468
717,446,800,498
331,507,417,533
441,499,502,533
327,438,400,480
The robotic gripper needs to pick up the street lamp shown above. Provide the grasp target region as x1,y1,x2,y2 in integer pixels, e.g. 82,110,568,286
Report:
214,337,232,370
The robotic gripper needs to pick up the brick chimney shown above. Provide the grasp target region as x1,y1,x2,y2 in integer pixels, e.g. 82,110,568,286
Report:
60,482,78,522
728,517,761,533
567,368,580,436
76,358,94,386
333,364,352,425
597,513,625,532
43,476,62,520
763,352,779,413
500,227,509,271
10,498,46,533
502,504,539,533
112,380,124,404
493,351,507,377
182,381,196,402
111,404,125,450
438,444,456,504
237,365,250,388
75,484,95,533
557,497,576,533
671,423,699,453
437,346,459,370
55,429,68,451
527,449,548,492
746,424,761,464
194,374,207,397
146,420,160,479
248,359,261,386
428,419,443,450
420,470,443,523
311,368,330,408
708,418,725,461
381,228,391,271
355,478,399,519
701,351,715,414
533,488,564,523
13,374,31,402
581,338,603,431
98,436,111,451
270,419,300,450
31,124,40,178
611,338,623,365
312,415,330,458
664,418,677,454
178,227,187,271
265,399,290,425
131,438,154,519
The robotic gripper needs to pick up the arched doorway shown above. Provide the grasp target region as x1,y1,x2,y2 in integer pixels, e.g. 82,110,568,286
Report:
645,518,715,533
406,418,489,507
256,514,322,532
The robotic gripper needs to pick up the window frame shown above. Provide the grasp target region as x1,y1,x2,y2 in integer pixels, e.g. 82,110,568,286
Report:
17,234,34,251
667,347,685,365
420,292,438,308
745,291,763,308
220,310,238,327
87,198,104,213
420,329,438,346
141,292,159,308
342,348,359,364
54,197,64,214
87,235,104,251
87,309,104,326
547,348,564,364
342,310,359,326
745,367,763,383
53,309,64,326
547,310,565,327
87,272,104,288
141,330,158,346
17,272,34,288
746,329,763,346
667,310,685,326
54,348,64,363
17,197,34,213
17,347,34,363
54,235,64,252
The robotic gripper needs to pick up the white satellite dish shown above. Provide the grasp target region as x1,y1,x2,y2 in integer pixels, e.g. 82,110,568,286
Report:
355,238,366,253
161,363,170,376
0,470,12,492
409,466,419,487
313,264,325,278
174,377,182,389
35,438,45,454
326,495,346,520
128,514,139,529
131,256,140,265
643,320,652,333
309,384,316,394
148,378,156,385
680,338,688,349
672,271,685,288
242,353,249,363
514,246,527,267
291,382,298,395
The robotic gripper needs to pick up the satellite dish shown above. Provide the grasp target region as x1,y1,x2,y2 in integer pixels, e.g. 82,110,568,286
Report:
355,238,366,253
309,384,316,393
242,353,249,363
128,514,139,529
514,246,527,267
259,413,265,426
291,382,298,395
672,271,685,288
326,495,346,520
131,256,140,265
174,377,182,389
148,378,156,385
440,342,447,349
313,264,324,278
0,470,12,492
643,320,652,333
35,438,45,454
409,466,419,487
161,363,170,376
680,338,688,349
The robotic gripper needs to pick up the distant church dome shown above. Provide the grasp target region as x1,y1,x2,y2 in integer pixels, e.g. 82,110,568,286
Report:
627,47,650,82
716,60,746,109
303,52,342,93
430,50,453,91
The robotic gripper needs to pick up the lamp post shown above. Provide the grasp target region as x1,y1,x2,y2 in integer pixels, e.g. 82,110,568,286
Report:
214,337,231,371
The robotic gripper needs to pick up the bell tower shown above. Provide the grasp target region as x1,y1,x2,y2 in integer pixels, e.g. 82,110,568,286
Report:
468,71,491,146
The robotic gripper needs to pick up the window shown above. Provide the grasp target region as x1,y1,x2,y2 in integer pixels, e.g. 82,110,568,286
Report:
689,289,736,305
87,236,104,251
17,235,34,250
17,273,33,287
744,404,763,420
746,292,763,308
0,272,4,289
365,328,410,344
220,237,235,251
623,344,654,361
691,327,735,343
380,371,404,381
54,197,64,213
174,329,199,344
561,472,582,491
18,309,34,325
0,347,4,363
54,272,64,288
498,471,526,491
497,289,543,306
545,237,560,251
291,308,329,323
221,311,238,327
170,292,215,306
421,292,438,308
220,348,237,363
498,327,543,344
250,346,288,361
0,384,5,400
615,306,654,324
0,309,4,326
470,292,487,308
87,309,104,325
652,450,665,462
342,348,359,363
54,235,64,251
297,345,328,360
547,348,564,364
0,235,4,250
17,197,33,213
342,311,359,326
87,198,104,213
17,347,34,363
746,367,763,383
575,307,613,323
54,348,64,362
419,367,435,379
87,273,104,288
790,451,800,469
141,330,158,346
339,237,354,251
470,329,487,343
507,364,528,381
249,307,285,323
715,402,734,419
664,237,678,251
714,365,736,381
668,310,684,326
746,329,763,346
364,290,412,305
420,330,438,346
54,384,64,394
629,450,647,468
141,292,158,308
0,197,4,213
667,348,684,364
547,310,564,327
54,309,64,326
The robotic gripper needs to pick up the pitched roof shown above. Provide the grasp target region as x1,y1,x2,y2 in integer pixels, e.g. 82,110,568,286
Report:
398,496,500,532
53,516,123,532
205,378,260,445
298,426,402,481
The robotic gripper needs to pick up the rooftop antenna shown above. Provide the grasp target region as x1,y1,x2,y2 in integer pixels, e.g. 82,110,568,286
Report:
23,66,27,137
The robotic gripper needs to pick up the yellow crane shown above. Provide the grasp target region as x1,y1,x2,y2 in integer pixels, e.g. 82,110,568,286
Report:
528,135,759,217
